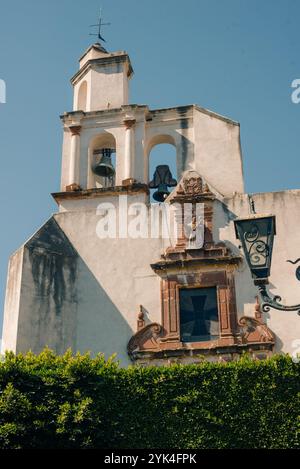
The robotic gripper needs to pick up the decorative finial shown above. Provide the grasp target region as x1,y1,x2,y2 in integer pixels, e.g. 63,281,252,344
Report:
254,296,262,322
138,305,144,321
137,305,145,331
89,8,111,44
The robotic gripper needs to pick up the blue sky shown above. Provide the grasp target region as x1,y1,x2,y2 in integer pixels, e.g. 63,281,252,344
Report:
0,0,300,333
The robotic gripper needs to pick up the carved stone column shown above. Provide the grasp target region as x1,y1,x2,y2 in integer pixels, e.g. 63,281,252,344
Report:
67,125,81,191
123,119,136,185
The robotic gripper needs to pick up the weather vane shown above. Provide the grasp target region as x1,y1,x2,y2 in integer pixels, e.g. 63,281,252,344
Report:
89,8,111,43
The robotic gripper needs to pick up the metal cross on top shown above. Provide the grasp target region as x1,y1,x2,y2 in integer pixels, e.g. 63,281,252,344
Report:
89,9,111,43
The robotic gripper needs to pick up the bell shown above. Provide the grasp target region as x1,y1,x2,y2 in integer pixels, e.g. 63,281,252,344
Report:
153,184,170,202
92,148,115,178
149,165,177,202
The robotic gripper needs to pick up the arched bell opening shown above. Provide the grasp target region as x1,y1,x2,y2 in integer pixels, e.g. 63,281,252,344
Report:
88,133,117,189
147,136,178,202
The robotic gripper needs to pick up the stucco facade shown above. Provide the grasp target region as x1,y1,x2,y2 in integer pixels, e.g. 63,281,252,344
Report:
1,43,299,365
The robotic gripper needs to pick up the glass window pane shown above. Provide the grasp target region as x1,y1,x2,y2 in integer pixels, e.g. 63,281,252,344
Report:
179,287,219,342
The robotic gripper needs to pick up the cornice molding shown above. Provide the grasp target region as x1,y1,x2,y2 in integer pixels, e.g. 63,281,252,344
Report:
71,54,133,86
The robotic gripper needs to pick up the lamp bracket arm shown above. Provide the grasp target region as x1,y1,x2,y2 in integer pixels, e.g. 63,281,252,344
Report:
257,283,300,315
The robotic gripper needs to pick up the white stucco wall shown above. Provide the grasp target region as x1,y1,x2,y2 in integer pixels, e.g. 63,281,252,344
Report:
1,248,24,354
2,188,300,363
55,188,300,359
55,194,168,365
193,107,244,195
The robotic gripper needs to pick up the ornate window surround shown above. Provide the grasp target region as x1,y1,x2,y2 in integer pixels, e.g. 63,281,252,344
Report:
159,268,238,350
127,173,275,363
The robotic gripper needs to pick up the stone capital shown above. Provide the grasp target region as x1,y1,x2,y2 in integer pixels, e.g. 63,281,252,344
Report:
69,125,81,136
123,119,136,130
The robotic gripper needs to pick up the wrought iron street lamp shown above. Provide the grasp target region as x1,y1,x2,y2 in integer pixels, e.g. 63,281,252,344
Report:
234,214,300,315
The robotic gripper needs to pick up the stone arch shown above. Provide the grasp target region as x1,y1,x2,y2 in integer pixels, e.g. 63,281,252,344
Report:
87,132,117,189
145,134,177,184
146,134,176,155
146,134,178,201
77,80,88,111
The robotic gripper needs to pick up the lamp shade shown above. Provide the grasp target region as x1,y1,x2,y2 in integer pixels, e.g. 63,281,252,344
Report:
234,215,276,280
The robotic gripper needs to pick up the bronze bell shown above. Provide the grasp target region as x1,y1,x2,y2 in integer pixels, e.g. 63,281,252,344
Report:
152,183,170,202
92,148,115,178
149,165,177,202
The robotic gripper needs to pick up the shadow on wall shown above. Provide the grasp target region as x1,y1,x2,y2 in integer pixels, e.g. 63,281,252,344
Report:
177,110,194,176
12,217,133,364
18,218,79,355
75,254,133,365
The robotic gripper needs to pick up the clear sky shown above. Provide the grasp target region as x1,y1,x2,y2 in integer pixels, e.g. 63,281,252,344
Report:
0,0,300,335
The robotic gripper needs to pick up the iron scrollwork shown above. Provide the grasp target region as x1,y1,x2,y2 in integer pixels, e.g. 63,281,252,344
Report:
287,258,300,281
235,214,300,317
256,282,300,316
245,224,269,267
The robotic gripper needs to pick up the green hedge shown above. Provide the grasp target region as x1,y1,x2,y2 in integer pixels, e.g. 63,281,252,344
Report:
0,351,299,449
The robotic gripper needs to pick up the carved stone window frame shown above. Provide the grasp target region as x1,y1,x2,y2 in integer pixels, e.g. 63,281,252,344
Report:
127,173,275,363
160,268,238,350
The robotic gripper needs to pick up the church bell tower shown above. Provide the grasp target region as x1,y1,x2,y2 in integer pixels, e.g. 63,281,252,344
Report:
4,31,277,367
72,43,133,113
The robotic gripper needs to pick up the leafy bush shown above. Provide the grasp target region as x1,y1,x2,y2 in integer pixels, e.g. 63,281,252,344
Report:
0,350,298,449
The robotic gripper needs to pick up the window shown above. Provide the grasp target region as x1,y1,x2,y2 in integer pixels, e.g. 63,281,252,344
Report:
179,287,219,342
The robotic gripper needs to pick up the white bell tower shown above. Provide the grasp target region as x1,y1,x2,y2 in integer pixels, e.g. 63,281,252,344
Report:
58,40,244,202
72,43,133,112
